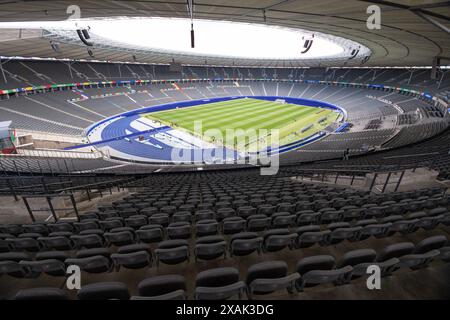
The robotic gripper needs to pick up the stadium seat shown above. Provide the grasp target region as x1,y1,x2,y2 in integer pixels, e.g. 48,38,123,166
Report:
167,222,191,239
246,261,299,298
194,235,227,261
111,250,152,270
262,229,296,252
13,288,69,300
155,240,189,266
195,267,247,300
136,225,164,243
65,256,113,273
132,275,187,300
229,232,263,257
77,282,130,300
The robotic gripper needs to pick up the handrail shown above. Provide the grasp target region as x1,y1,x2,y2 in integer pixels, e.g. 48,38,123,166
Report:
53,178,131,193
287,167,420,193
12,148,103,159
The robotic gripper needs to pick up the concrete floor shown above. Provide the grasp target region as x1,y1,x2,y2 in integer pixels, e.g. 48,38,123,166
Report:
1,225,449,300
1,177,449,300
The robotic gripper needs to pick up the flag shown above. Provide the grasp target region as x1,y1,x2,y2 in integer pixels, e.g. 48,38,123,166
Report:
10,129,16,143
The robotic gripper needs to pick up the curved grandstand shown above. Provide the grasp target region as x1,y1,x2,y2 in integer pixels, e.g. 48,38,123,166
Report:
0,0,449,303
0,60,448,173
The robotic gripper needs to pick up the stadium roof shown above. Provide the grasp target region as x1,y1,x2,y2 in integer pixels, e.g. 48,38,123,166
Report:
0,0,448,67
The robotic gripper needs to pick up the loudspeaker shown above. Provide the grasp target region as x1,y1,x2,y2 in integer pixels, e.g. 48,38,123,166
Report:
50,41,62,54
431,56,439,80
301,34,314,54
349,46,360,60
82,29,91,40
77,29,93,47
361,55,370,64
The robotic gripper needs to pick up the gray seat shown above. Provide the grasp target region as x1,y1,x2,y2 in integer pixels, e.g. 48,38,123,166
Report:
65,255,113,273
295,255,352,291
296,266,353,291
336,249,398,278
22,224,48,235
195,219,219,237
377,242,415,262
440,247,450,262
262,229,297,252
229,232,263,257
167,222,191,239
19,259,67,277
194,210,215,222
47,223,74,233
172,211,192,223
0,252,30,262
132,275,186,300
76,248,111,259
6,237,41,252
38,236,74,251
246,261,299,298
99,219,124,231
215,208,236,221
0,225,22,236
195,267,247,300
295,225,321,236
70,234,104,249
155,239,189,266
136,225,164,243
398,250,440,270
271,212,296,228
0,261,29,278
357,223,392,240
125,215,148,229
74,221,99,232
194,235,227,261
296,255,336,275
237,206,256,219
342,208,363,222
416,216,442,230
296,212,320,226
111,251,152,270
222,217,246,235
414,235,448,254
320,210,342,224
35,251,69,262
277,203,296,213
392,235,447,270
13,287,69,300
390,219,420,235
149,213,170,227
326,227,362,245
77,282,130,300
247,214,271,232
296,230,330,248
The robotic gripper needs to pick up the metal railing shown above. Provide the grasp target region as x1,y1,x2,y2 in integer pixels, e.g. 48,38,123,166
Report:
0,175,135,202
285,167,409,193
22,193,80,223
14,148,103,159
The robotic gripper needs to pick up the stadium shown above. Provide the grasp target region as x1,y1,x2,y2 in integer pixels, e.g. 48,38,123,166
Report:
0,0,449,304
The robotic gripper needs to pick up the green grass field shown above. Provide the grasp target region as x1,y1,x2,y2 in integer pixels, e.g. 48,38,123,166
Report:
143,98,339,152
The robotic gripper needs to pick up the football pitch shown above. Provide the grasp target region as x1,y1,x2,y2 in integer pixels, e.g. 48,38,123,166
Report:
143,98,339,152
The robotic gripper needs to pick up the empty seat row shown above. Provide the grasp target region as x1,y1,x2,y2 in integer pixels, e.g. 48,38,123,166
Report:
10,235,450,300
1,234,448,278
2,209,448,254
